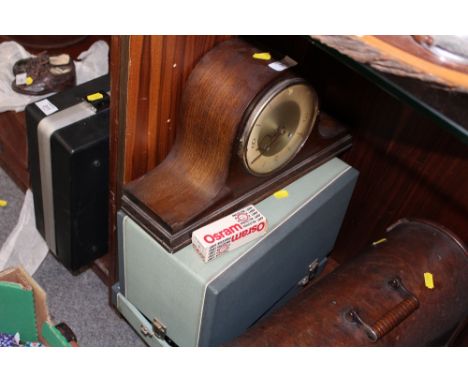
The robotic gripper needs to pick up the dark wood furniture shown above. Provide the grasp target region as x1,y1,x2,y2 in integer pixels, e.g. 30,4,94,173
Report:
303,37,467,263
0,110,28,191
231,219,468,346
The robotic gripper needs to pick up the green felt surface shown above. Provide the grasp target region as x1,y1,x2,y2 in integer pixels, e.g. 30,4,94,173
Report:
0,281,38,342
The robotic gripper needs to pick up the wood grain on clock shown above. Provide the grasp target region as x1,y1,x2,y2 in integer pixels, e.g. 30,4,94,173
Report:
123,35,231,183
124,39,288,231
108,35,231,288
122,113,351,252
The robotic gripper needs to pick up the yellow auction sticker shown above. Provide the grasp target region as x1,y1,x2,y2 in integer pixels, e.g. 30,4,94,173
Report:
0,199,8,207
253,52,272,61
273,190,289,199
87,92,104,102
372,238,387,246
424,272,434,289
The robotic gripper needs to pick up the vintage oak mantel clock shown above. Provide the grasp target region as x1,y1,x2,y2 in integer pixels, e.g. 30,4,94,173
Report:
122,38,352,252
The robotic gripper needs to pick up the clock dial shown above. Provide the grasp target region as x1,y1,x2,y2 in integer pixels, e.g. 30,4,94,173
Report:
239,78,319,176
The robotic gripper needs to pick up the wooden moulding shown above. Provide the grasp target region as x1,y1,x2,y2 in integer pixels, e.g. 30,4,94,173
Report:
122,38,352,252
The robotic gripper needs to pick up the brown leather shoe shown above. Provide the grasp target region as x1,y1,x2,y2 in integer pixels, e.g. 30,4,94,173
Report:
12,51,49,75
12,52,72,76
11,59,76,95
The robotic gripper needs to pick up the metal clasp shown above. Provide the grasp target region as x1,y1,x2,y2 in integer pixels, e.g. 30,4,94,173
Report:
140,324,154,337
298,259,320,287
152,318,167,339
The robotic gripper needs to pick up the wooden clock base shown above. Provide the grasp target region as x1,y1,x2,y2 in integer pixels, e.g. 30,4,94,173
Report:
122,113,351,252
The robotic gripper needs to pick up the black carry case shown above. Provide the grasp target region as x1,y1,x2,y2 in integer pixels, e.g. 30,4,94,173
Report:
26,75,110,271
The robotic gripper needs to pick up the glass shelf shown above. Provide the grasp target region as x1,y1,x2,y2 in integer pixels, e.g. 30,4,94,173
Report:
307,37,468,145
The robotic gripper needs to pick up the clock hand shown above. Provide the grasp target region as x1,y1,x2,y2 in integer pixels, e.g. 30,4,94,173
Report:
250,127,287,165
250,152,264,165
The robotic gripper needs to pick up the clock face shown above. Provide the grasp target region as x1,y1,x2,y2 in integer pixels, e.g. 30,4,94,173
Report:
239,78,319,176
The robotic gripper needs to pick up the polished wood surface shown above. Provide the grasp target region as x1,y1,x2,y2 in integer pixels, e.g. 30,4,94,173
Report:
0,110,28,191
122,35,231,184
251,36,468,264
0,35,110,59
308,46,468,263
122,38,352,251
5,36,88,50
125,39,285,230
451,318,468,346
123,113,351,252
107,36,128,288
231,219,468,346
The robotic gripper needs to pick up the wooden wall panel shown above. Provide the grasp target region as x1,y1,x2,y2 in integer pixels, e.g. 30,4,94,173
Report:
106,35,127,289
250,36,468,263
303,41,468,263
0,110,28,191
123,35,231,184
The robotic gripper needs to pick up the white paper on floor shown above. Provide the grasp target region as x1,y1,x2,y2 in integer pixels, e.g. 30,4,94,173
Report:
0,190,48,274
0,40,109,113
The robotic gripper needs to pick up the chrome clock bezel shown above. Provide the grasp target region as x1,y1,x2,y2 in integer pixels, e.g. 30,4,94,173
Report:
238,77,319,176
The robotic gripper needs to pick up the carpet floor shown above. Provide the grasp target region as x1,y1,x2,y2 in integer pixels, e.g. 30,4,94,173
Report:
0,167,144,346
0,168,23,245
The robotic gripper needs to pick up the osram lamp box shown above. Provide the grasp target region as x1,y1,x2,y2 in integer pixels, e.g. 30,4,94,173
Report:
192,205,268,262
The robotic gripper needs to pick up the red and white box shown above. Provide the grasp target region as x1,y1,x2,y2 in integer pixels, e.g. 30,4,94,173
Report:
192,205,268,262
